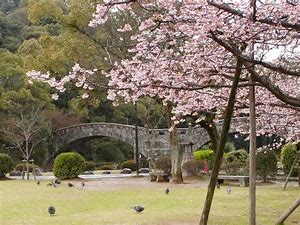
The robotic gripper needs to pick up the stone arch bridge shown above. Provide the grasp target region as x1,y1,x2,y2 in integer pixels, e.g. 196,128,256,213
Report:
53,118,248,160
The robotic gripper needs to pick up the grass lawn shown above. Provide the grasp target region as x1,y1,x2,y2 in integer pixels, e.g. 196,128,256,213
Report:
0,179,299,225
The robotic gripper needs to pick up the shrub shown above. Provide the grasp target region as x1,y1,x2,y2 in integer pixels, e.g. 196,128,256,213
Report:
154,156,171,174
85,161,96,171
54,152,85,179
182,160,205,175
224,142,236,153
225,149,248,164
280,143,299,176
221,162,248,176
121,160,137,171
193,150,214,168
223,149,249,175
199,142,235,152
0,153,13,177
256,149,277,182
98,164,113,170
15,163,38,172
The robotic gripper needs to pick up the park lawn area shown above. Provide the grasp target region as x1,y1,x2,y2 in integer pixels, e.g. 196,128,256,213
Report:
0,180,299,225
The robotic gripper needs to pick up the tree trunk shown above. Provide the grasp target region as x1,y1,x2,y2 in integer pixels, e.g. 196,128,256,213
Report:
249,2,257,223
26,158,30,180
166,102,183,183
26,140,30,180
198,112,220,152
199,59,242,225
170,125,183,183
274,198,300,225
249,72,257,225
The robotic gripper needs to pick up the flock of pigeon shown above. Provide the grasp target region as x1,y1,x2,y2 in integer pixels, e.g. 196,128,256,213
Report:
36,179,86,216
42,181,232,216
37,179,86,188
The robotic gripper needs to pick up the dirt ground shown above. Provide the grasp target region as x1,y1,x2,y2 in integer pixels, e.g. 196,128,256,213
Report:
80,176,207,191
72,176,297,191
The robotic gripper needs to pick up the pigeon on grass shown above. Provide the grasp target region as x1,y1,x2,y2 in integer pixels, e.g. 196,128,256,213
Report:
48,206,56,216
165,188,170,194
131,205,144,213
227,186,232,194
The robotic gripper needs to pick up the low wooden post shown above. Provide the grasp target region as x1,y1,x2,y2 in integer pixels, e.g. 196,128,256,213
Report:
21,159,26,180
30,159,36,180
274,198,300,225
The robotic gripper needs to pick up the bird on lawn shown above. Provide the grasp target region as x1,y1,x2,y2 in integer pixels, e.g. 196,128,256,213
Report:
131,205,144,213
68,182,74,187
54,179,61,185
227,186,232,194
81,182,85,187
36,180,40,185
165,188,170,194
48,206,56,216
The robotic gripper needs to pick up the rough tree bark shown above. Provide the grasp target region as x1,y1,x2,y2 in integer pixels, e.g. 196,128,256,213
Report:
197,112,220,152
249,2,257,222
200,58,242,225
167,102,183,183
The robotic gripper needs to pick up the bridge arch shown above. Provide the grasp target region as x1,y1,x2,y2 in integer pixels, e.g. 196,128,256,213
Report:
53,123,149,156
53,118,249,160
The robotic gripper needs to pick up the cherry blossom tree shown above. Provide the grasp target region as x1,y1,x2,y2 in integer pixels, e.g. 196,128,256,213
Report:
27,0,300,224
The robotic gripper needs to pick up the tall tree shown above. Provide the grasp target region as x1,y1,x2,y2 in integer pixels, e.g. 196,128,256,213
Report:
0,106,51,179
27,0,300,223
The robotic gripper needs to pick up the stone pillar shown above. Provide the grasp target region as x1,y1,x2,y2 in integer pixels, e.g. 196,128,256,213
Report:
181,143,195,176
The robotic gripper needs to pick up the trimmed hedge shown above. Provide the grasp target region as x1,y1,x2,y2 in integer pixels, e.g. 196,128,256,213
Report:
280,143,299,176
225,149,248,164
257,149,277,182
121,160,137,171
54,152,85,179
0,153,13,177
98,164,113,170
85,161,96,171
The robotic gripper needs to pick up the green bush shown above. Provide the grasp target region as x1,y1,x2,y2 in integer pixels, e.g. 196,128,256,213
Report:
0,153,13,177
224,142,236,153
15,163,38,172
98,164,113,170
223,149,248,175
54,152,85,179
154,156,171,174
200,142,235,152
257,149,278,182
121,160,137,171
221,162,248,176
193,150,214,168
280,143,299,176
84,161,96,171
182,160,205,175
225,149,248,164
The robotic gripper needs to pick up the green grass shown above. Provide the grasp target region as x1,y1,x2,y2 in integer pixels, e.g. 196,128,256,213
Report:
0,180,299,225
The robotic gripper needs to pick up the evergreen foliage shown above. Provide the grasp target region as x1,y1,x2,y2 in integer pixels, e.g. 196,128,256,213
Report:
54,152,85,179
0,153,13,176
